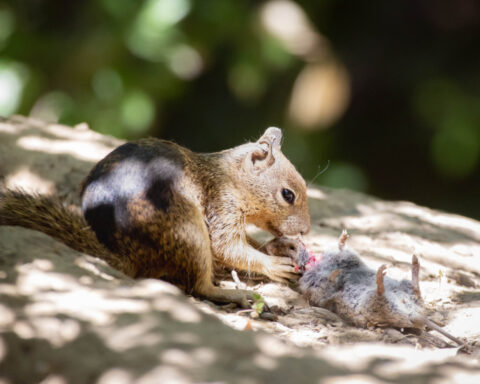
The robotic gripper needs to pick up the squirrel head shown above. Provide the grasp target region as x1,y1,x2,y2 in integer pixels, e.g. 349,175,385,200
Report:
231,127,310,237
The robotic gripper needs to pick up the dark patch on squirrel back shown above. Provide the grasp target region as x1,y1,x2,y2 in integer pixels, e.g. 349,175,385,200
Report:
81,139,186,250
83,203,118,249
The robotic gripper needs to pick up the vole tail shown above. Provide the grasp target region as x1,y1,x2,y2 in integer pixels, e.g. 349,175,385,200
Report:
0,188,123,270
424,318,464,346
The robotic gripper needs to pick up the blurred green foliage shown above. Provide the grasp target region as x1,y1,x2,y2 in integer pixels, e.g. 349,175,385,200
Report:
0,0,479,218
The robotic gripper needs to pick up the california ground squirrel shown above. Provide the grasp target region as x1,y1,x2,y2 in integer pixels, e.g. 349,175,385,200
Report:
0,127,310,307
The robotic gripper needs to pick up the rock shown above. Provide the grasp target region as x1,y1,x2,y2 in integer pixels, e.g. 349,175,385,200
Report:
1,116,479,383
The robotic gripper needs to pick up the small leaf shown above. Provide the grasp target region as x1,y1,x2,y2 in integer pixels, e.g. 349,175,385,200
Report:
252,293,263,301
252,293,265,315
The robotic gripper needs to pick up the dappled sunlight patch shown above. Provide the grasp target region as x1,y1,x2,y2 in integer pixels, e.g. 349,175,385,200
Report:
321,374,389,384
349,204,416,233
126,278,182,298
16,135,116,162
357,244,412,267
97,368,133,384
12,320,34,339
445,307,480,339
254,334,299,358
24,317,81,347
152,296,202,323
74,258,115,281
190,347,217,365
42,122,118,147
421,279,467,308
373,347,464,379
25,288,150,325
312,197,480,276
161,348,197,368
16,268,81,295
287,328,329,348
253,353,278,371
19,258,54,272
37,375,68,384
255,282,304,310
0,304,15,328
351,231,480,277
313,204,422,235
213,312,253,332
390,202,480,239
449,243,479,258
136,365,191,384
0,120,20,134
413,241,480,275
100,319,163,352
435,368,480,384
317,343,459,375
5,167,55,194
170,332,200,345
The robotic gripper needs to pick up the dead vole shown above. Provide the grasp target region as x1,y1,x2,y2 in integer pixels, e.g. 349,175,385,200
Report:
268,231,463,345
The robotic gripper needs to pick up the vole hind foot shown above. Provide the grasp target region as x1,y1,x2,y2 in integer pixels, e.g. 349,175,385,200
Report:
411,254,421,297
376,264,387,295
338,229,349,250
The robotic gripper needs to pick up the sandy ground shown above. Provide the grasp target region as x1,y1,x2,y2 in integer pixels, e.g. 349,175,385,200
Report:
1,116,479,383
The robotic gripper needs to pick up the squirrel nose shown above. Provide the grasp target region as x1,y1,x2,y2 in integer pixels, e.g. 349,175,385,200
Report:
300,223,311,236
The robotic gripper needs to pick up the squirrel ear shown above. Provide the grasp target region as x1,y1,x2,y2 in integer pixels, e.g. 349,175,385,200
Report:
245,142,274,174
257,127,282,149
244,127,282,174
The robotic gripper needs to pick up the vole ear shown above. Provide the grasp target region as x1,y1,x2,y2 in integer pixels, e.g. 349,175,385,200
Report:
245,127,282,174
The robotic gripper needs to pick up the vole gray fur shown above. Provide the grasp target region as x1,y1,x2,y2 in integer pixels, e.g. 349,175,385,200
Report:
268,231,463,345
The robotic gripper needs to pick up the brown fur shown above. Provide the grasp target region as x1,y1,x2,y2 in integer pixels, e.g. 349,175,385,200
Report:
0,128,310,307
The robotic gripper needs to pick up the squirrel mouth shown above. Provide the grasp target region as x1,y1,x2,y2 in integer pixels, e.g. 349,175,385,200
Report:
267,222,283,237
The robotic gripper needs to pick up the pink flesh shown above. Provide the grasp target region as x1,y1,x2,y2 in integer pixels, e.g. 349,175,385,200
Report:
296,241,321,271
305,253,319,271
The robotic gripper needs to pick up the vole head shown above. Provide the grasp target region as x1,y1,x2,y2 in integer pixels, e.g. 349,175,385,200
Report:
232,127,310,237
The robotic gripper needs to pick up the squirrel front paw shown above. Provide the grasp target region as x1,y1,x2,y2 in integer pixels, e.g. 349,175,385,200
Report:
263,254,298,283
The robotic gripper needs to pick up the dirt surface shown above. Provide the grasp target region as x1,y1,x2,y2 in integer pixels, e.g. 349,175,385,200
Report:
1,116,479,383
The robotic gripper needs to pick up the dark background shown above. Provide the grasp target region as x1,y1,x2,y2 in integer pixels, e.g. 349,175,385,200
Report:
1,0,479,218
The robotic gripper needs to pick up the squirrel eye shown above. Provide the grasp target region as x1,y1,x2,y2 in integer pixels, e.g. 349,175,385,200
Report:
281,188,295,204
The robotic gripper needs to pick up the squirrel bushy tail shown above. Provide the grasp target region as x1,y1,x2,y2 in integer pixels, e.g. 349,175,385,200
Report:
0,189,124,271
